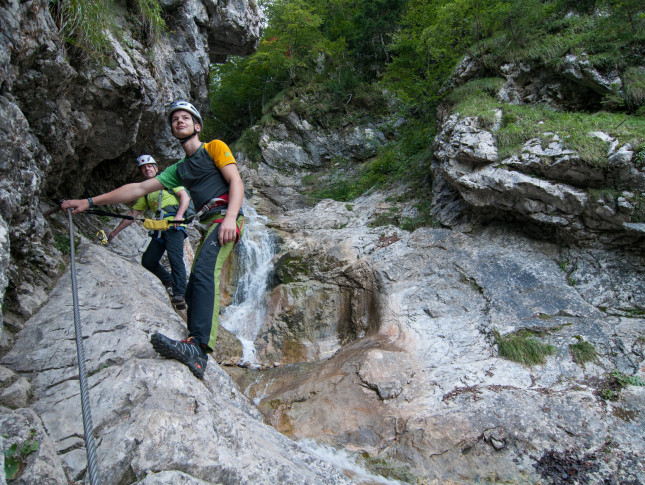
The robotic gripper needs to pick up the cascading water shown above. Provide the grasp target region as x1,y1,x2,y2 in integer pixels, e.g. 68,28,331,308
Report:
221,202,277,364
298,440,406,485
220,204,404,485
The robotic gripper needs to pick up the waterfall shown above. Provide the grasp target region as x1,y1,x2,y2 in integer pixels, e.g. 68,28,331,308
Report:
220,206,405,485
221,202,277,364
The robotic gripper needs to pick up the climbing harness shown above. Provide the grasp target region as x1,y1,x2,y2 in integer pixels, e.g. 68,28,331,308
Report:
66,209,101,484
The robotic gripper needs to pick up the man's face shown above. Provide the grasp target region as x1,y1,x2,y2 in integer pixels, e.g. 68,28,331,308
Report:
140,163,158,179
171,109,201,138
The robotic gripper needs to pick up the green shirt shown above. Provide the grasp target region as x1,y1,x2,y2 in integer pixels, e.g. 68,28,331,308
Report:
133,188,187,224
156,140,236,212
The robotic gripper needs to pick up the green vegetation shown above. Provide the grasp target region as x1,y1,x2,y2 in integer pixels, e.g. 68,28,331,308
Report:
207,0,644,229
52,231,80,255
495,330,557,366
598,369,645,401
132,0,166,43
399,198,439,231
629,193,645,223
48,0,165,62
368,209,399,228
384,0,644,108
53,232,71,254
634,143,645,167
359,454,418,483
231,127,262,166
275,255,310,284
306,120,434,221
588,189,645,223
445,81,645,163
4,430,39,480
209,0,407,141
49,0,115,60
569,337,598,366
625,307,645,316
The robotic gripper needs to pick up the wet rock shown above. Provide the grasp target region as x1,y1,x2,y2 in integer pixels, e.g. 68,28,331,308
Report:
236,194,645,483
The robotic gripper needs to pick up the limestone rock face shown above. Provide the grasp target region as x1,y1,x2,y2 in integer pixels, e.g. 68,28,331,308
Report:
1,2,644,483
231,193,645,484
432,113,645,247
260,109,387,171
0,0,262,348
0,240,352,484
430,56,645,249
243,101,390,212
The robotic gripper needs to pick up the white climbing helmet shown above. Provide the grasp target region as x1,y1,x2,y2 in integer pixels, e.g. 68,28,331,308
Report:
167,100,203,127
137,154,157,167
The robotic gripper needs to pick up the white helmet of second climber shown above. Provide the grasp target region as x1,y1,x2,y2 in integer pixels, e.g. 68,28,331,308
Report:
137,154,157,167
167,100,203,127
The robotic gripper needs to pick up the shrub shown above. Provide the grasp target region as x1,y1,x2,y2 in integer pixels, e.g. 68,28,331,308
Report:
232,127,262,165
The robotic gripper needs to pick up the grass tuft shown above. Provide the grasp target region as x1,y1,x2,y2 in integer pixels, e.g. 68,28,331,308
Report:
569,338,598,366
48,0,166,63
495,330,557,366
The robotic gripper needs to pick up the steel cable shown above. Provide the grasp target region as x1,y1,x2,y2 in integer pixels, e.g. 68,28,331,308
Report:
67,209,101,484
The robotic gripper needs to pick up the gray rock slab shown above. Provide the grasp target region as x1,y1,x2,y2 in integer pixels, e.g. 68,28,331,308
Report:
1,241,352,485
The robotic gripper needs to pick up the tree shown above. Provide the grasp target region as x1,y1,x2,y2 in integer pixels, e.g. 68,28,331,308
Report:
208,0,349,140
382,0,513,107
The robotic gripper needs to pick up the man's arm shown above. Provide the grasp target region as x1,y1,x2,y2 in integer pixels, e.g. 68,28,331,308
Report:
107,209,144,242
174,189,190,221
61,178,164,214
218,163,244,246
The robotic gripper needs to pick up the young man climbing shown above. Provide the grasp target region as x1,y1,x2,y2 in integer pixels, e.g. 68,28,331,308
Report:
61,101,245,379
106,154,190,310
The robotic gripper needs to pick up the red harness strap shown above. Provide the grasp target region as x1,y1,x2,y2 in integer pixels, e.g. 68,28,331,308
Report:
198,193,229,214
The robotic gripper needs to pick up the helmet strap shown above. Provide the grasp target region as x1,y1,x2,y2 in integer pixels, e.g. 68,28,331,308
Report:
177,119,201,144
178,129,198,144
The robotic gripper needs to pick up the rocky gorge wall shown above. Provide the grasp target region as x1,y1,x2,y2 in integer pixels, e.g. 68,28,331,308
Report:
0,0,262,341
1,1,644,483
431,56,645,249
230,52,645,482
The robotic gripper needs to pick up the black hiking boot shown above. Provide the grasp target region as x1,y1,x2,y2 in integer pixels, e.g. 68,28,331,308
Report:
171,295,186,310
150,333,207,379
